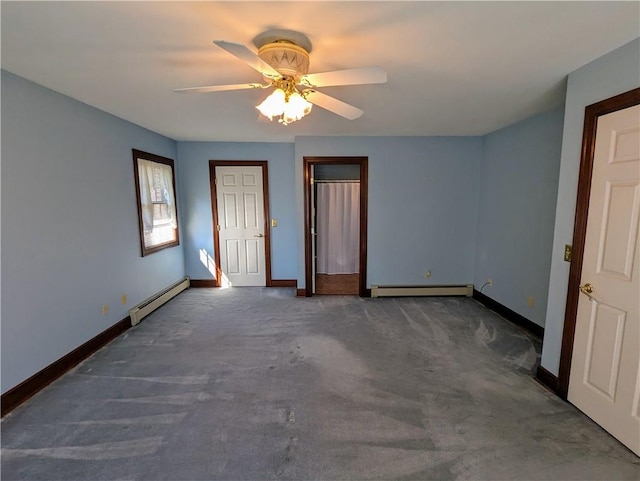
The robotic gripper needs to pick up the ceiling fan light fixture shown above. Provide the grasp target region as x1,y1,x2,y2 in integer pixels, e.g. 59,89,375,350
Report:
283,91,313,122
178,32,387,124
256,82,312,125
256,88,286,120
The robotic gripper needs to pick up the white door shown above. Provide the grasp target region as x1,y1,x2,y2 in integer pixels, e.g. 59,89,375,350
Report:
568,105,640,456
215,165,266,287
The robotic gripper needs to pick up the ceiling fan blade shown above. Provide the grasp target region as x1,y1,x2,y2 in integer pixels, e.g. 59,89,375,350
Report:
213,40,281,79
174,83,266,94
300,66,387,88
304,90,364,120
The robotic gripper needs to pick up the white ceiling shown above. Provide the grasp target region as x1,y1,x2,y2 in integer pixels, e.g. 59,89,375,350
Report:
2,1,639,142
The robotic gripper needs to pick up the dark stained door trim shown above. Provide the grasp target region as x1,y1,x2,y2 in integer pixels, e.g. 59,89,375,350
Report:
303,156,369,297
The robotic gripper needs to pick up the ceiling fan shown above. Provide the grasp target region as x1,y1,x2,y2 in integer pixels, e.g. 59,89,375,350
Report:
174,29,387,125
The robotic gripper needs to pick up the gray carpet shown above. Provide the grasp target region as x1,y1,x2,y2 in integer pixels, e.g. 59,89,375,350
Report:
2,288,639,480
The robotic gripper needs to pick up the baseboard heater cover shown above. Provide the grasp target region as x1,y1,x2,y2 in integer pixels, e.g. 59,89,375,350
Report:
129,276,190,326
370,284,473,298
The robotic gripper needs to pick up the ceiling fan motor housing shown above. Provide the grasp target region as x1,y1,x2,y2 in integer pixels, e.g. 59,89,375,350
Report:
258,41,310,78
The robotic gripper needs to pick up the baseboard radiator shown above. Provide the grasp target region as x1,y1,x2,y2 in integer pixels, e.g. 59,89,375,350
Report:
129,277,190,326
371,284,473,298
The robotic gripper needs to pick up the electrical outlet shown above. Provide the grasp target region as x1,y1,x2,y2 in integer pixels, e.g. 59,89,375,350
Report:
487,279,493,287
528,296,535,308
102,304,109,316
121,294,127,305
425,270,431,279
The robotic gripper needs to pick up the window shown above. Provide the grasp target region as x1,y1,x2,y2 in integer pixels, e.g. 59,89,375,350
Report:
132,149,179,256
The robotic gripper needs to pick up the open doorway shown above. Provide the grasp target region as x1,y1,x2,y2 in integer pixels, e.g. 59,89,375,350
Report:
303,157,368,297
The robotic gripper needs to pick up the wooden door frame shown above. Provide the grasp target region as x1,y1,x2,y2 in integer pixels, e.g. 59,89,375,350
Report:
209,160,272,287
303,156,369,297
557,87,640,399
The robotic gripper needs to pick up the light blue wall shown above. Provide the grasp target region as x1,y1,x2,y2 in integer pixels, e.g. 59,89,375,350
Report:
541,38,640,375
294,136,483,288
176,141,297,281
1,71,185,393
474,107,565,326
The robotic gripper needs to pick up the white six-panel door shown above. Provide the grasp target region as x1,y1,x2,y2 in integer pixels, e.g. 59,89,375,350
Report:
568,105,640,456
215,166,266,287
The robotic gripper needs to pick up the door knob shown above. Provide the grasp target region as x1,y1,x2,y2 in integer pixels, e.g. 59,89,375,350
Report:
254,233,264,238
579,283,595,301
579,283,594,294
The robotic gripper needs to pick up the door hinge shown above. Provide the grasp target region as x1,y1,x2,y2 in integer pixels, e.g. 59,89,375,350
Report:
217,224,221,231
310,177,314,185
564,244,572,262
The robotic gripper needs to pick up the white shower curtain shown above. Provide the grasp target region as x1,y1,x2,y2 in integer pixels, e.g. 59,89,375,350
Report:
316,182,360,274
